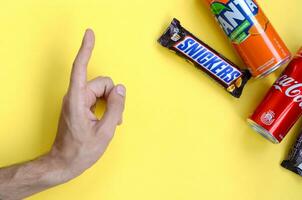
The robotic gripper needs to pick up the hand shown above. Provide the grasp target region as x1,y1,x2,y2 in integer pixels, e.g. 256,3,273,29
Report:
0,29,125,199
48,29,126,181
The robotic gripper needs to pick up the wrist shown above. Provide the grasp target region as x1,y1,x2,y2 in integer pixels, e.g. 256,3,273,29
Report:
47,143,92,182
43,150,77,185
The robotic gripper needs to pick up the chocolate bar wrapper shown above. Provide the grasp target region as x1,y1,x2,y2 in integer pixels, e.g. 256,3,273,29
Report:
281,131,302,176
158,18,251,98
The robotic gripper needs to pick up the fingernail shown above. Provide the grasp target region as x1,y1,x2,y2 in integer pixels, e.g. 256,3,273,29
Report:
116,85,126,97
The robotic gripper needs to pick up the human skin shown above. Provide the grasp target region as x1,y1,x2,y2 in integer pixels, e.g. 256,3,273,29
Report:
0,29,126,199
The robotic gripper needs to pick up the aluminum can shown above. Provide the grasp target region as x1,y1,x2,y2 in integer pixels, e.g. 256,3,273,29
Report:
248,48,302,143
203,0,291,78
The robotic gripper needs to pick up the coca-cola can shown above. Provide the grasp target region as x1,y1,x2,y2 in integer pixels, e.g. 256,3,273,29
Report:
248,48,302,144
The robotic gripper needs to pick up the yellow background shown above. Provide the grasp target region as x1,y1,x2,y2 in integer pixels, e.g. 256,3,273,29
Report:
0,0,301,199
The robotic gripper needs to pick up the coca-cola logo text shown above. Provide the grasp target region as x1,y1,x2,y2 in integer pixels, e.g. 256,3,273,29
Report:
274,75,302,108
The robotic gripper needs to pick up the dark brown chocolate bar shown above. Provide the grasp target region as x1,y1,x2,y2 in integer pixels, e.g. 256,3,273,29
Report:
158,18,251,98
282,130,302,176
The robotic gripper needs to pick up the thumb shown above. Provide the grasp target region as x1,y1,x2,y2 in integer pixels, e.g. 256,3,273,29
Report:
98,84,126,133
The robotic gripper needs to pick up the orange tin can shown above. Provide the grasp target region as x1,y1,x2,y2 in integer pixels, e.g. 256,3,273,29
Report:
203,0,291,78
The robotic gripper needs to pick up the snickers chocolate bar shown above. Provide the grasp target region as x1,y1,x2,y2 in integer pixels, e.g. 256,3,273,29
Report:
158,18,251,98
282,130,302,176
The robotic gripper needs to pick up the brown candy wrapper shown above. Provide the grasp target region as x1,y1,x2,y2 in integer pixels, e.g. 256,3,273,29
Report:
158,18,251,98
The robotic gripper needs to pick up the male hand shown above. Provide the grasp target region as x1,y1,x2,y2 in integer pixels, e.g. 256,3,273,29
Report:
0,29,126,199
48,29,126,181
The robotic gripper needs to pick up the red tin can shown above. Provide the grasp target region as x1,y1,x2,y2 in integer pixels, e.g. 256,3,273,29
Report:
248,48,302,143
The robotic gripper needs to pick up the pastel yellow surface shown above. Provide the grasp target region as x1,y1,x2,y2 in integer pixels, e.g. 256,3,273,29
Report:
0,0,301,199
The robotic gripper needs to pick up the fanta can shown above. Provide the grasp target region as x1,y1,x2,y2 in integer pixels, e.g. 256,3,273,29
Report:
203,0,291,78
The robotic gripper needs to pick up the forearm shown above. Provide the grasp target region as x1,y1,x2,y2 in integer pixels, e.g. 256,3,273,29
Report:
0,153,71,200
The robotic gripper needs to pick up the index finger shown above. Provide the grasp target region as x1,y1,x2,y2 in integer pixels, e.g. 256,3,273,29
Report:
70,29,95,89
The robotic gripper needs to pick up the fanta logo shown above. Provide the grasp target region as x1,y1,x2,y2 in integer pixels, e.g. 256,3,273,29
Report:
174,37,242,85
211,0,258,43
274,75,302,108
